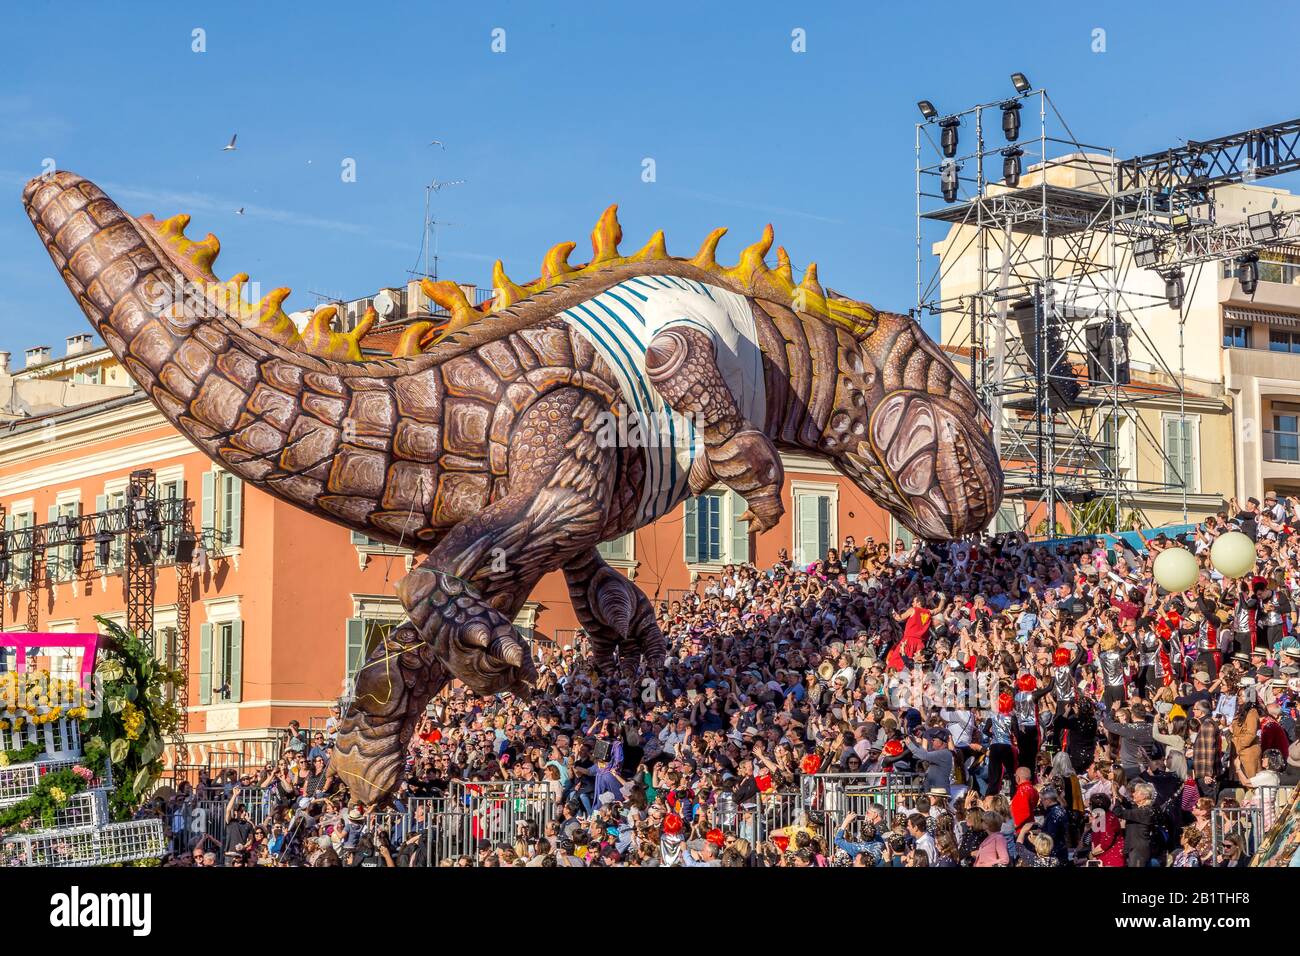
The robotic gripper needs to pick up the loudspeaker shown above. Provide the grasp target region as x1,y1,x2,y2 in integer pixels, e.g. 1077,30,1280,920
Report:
1085,321,1130,385
1011,296,1082,409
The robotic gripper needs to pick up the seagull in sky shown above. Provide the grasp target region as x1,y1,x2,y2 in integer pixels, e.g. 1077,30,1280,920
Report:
235,207,245,216
222,133,238,152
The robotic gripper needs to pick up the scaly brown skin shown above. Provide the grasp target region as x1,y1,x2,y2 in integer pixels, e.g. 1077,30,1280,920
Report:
22,172,1002,804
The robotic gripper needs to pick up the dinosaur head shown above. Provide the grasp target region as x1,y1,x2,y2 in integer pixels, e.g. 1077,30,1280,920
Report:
811,304,1002,540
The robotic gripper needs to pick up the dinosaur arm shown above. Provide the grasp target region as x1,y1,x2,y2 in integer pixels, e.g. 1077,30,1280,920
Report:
645,326,784,531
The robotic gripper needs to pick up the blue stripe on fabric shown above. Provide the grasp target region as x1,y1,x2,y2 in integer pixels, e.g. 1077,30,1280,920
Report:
571,301,667,512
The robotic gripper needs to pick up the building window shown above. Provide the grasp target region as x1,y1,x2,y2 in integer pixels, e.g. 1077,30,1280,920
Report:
4,509,35,586
597,534,633,563
994,503,1020,534
47,498,81,581
94,487,127,569
684,490,750,565
157,476,185,560
199,618,243,704
202,468,242,548
1223,325,1251,349
345,618,400,686
1272,413,1300,462
1162,414,1198,493
1269,329,1300,353
793,485,838,567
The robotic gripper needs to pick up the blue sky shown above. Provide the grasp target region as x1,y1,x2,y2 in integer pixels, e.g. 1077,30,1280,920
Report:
2,0,1299,360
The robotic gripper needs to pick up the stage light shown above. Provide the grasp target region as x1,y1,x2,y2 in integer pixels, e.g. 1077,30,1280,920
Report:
1133,237,1160,269
1237,253,1260,295
941,161,960,202
1011,72,1031,94
71,540,83,572
0,554,8,580
939,116,960,158
94,531,112,566
131,537,157,566
1170,212,1191,231
1002,147,1024,188
1001,100,1022,142
1163,270,1186,311
1248,211,1277,242
174,530,197,564
917,100,938,121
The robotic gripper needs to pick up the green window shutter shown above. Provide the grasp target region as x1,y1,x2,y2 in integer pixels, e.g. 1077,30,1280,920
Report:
3,514,12,586
47,504,59,571
93,495,107,568
201,470,215,537
1164,418,1181,486
683,497,698,563
199,623,213,705
817,496,830,559
797,495,818,567
346,618,366,681
350,529,370,545
228,620,244,703
729,490,750,564
227,475,243,547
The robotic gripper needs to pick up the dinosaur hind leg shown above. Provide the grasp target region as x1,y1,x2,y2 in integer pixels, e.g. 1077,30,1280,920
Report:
564,548,666,678
331,387,614,804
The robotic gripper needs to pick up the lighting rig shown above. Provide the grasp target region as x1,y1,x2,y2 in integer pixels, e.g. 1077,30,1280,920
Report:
0,469,209,730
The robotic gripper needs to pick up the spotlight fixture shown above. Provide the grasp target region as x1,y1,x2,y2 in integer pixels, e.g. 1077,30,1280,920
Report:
1170,212,1192,231
71,540,84,573
1163,270,1186,311
1132,237,1160,269
131,536,157,566
1002,147,1024,188
939,116,960,158
0,554,8,580
1000,100,1022,142
1248,211,1278,242
1237,252,1260,295
917,100,938,121
94,530,113,566
1010,72,1031,94
940,161,960,203
174,531,197,564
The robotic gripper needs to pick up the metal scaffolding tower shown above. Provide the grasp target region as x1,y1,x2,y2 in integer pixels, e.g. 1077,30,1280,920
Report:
916,85,1191,536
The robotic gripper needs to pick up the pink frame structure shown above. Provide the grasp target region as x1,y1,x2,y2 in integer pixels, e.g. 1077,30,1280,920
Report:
0,632,100,687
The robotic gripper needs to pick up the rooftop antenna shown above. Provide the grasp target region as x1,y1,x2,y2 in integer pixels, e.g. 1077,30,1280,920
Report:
423,177,465,280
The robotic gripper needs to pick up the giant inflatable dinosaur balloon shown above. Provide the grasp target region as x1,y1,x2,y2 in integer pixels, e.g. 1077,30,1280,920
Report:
22,171,1002,802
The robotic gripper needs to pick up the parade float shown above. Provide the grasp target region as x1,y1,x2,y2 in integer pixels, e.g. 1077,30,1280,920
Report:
0,622,180,866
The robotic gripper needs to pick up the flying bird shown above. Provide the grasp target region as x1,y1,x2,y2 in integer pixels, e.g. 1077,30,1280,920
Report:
236,207,245,216
429,139,445,149
222,133,238,152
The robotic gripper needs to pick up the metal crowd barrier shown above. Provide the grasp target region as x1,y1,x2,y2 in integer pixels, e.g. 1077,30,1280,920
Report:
804,772,925,849
422,781,557,866
1210,806,1265,864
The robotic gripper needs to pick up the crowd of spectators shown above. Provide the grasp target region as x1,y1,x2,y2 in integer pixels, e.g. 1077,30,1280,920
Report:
150,493,1300,867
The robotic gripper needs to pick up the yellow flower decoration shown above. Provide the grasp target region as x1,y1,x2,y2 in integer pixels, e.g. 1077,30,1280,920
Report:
48,786,68,805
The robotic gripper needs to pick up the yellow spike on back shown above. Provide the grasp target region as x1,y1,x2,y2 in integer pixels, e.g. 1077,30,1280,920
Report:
491,260,527,311
726,224,773,284
629,230,667,262
541,241,578,284
590,205,623,264
420,278,477,328
392,321,435,357
773,247,794,284
691,227,728,271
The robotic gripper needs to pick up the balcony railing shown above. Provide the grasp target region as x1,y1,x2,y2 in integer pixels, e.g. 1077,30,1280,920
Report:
1263,429,1300,462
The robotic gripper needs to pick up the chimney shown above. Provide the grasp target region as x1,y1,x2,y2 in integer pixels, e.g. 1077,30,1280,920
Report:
0,351,9,374
65,333,94,356
25,345,51,368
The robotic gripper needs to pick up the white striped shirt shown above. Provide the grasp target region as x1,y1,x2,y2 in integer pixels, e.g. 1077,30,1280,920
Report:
558,276,765,525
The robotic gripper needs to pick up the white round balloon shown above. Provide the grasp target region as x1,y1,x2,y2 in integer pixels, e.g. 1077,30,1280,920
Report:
1153,546,1199,593
1210,530,1256,579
